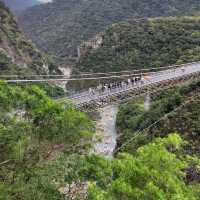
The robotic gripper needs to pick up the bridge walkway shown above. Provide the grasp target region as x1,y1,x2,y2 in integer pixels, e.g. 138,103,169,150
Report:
66,62,200,107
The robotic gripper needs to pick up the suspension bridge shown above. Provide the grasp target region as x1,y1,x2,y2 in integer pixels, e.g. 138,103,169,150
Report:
3,61,200,111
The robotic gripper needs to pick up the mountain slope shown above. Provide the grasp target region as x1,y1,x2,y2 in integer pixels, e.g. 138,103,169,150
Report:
0,82,94,200
0,2,59,75
76,17,200,72
116,80,200,155
18,0,200,59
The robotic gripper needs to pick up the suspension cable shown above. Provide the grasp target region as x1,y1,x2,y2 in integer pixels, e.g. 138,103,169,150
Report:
0,61,199,79
5,71,164,83
75,61,199,76
6,62,198,83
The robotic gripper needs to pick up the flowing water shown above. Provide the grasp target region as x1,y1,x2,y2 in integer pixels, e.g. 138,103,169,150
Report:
93,105,118,158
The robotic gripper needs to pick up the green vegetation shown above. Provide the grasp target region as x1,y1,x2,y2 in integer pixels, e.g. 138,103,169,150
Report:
60,80,200,199
116,80,200,154
0,2,60,75
1,82,200,199
77,17,200,72
18,0,200,59
43,81,200,200
2,81,200,199
22,82,65,98
68,135,200,199
1,2,200,198
0,82,94,199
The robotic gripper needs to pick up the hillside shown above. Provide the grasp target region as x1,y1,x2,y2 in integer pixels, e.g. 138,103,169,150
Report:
0,82,94,200
0,2,59,75
18,0,200,59
76,17,200,73
53,80,200,199
116,80,200,156
1,81,200,199
1,1,200,199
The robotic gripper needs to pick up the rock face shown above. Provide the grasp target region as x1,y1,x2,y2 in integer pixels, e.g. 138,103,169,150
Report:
77,34,103,58
0,2,59,75
59,181,89,200
94,105,118,158
18,0,200,59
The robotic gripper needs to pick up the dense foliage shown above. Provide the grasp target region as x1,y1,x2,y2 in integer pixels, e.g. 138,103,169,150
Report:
68,135,200,200
2,1,200,198
116,80,200,154
23,82,65,98
0,82,94,199
18,0,200,58
77,17,200,72
0,2,60,75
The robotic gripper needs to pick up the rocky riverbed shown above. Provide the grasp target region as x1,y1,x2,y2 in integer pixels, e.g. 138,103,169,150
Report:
93,105,118,158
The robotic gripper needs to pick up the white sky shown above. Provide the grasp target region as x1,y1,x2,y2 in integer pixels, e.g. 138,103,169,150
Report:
37,0,53,3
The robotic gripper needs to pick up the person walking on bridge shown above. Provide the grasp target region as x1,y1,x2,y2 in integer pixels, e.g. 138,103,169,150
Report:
181,67,185,73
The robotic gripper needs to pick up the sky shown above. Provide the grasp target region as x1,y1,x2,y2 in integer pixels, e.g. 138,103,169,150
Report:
38,0,52,3
2,0,53,12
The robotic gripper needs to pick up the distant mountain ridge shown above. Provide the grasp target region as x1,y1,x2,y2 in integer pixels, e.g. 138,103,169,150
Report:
18,0,200,59
0,2,59,75
1,0,40,11
76,17,200,73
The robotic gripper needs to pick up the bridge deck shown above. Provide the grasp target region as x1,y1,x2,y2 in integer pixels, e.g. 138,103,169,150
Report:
66,62,200,106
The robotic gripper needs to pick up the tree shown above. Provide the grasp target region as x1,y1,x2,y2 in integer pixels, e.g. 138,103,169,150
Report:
75,134,200,200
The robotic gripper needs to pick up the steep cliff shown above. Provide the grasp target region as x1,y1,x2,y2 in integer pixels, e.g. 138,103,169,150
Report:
0,2,59,75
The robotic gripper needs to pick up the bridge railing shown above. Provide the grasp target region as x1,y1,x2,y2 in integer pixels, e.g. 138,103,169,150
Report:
77,67,200,108
72,62,200,103
58,61,200,100
1,61,200,102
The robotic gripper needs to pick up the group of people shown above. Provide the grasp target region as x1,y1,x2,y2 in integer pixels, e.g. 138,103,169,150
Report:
88,75,145,96
81,66,187,100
